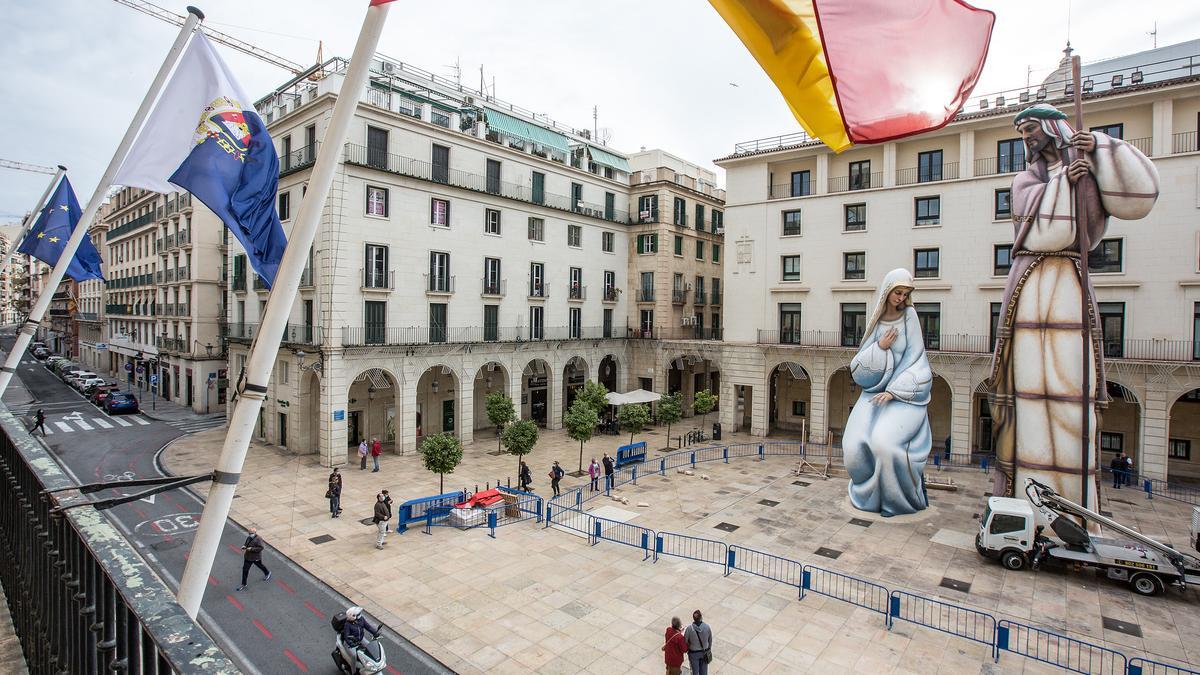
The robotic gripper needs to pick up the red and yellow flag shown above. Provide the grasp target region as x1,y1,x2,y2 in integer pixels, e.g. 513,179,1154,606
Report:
710,0,994,152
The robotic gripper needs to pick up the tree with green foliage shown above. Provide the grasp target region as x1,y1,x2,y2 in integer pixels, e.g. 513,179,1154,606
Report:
564,398,599,473
618,403,650,445
576,379,609,416
418,433,463,494
657,392,683,449
693,389,718,432
485,391,516,454
501,418,539,478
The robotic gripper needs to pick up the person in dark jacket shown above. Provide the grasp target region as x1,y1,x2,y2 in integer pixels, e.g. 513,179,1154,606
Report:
328,468,343,518
602,453,615,490
341,606,381,650
32,409,46,436
549,461,564,497
1110,452,1126,489
519,461,533,492
236,528,271,591
372,493,391,549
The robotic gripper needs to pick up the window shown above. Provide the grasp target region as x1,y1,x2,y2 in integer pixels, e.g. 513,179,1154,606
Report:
914,196,940,226
917,150,943,182
843,252,865,280
782,210,802,236
993,244,1013,276
484,208,501,235
638,195,658,222
1100,431,1124,454
1090,123,1124,139
640,309,654,335
914,248,940,278
364,244,389,288
636,233,658,254
673,197,687,226
781,255,802,281
841,303,867,347
779,303,802,344
1099,302,1125,358
277,191,290,221
567,224,582,248
602,231,614,253
528,217,544,242
569,267,583,299
603,270,616,300
603,308,614,338
364,300,386,344
429,303,447,343
428,252,450,292
711,312,720,337
711,278,720,304
712,209,723,233
529,262,545,297
1169,439,1191,461
571,183,583,213
997,139,1025,173
366,186,388,217
484,305,499,342
529,306,544,340
1088,238,1123,273
915,303,941,350
366,126,388,169
569,307,582,339
844,203,866,231
696,240,705,260
604,192,615,221
849,160,872,190
430,198,450,227
1195,303,1200,361
695,204,705,231
483,257,501,295
486,159,501,194
674,235,683,256
712,244,720,263
989,514,1026,535
989,302,1002,350
995,189,1011,219
790,170,811,197
532,171,545,205
431,144,449,183
640,272,654,301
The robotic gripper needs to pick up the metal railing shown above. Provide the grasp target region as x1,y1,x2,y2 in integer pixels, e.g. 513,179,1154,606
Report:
1172,131,1198,154
227,323,320,344
635,207,659,223
975,156,1028,176
1127,137,1153,157
361,268,396,290
710,291,722,305
481,278,506,296
0,411,238,673
342,323,626,347
602,287,619,302
670,289,686,304
769,182,813,199
424,274,455,294
105,211,157,241
895,162,960,185
995,620,1126,674
732,130,817,154
694,290,707,305
279,142,318,175
568,284,586,300
299,267,314,288
829,172,883,193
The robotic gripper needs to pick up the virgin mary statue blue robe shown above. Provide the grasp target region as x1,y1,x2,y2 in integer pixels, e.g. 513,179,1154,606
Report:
842,269,933,516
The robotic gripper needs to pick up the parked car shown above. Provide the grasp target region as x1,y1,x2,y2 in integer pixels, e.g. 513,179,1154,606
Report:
69,372,99,390
45,356,67,370
64,370,91,388
29,342,46,352
32,347,50,360
90,384,121,406
79,378,106,394
105,392,139,415
60,368,85,382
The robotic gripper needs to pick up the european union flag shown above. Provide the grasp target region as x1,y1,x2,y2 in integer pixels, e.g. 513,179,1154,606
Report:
17,176,105,282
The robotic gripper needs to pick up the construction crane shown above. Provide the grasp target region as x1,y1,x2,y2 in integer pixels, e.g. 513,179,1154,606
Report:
0,159,56,175
111,0,307,74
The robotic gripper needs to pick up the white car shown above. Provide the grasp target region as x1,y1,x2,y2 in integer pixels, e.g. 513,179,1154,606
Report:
66,371,96,388
78,377,106,393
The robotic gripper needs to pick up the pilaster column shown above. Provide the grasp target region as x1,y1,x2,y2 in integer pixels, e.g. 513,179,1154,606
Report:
807,357,828,444
547,358,563,431
321,353,348,467
882,142,897,187
750,381,768,437
815,153,830,195
459,370,474,446
959,130,975,179
1140,385,1170,481
400,364,419,456
719,377,738,431
1151,99,1173,158
949,368,972,461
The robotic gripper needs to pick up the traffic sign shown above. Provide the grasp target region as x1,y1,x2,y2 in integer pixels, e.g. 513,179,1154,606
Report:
124,363,133,372
136,366,145,374
150,374,159,384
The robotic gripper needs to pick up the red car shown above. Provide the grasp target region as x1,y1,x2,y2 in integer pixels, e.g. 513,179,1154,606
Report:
90,384,122,407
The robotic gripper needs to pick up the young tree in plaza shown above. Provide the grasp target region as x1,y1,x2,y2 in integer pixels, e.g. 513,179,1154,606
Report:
502,418,539,478
577,379,609,416
618,403,650,445
657,392,683,449
564,398,599,474
419,432,463,494
485,391,516,454
693,390,718,432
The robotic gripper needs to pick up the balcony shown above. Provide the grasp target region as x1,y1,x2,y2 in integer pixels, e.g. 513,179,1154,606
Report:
481,278,505,297
362,268,395,291
568,284,586,301
254,276,268,291
424,274,454,295
529,282,549,299
156,238,164,251
1172,131,1198,155
769,183,812,200
77,312,99,322
636,207,659,224
828,172,883,193
344,143,630,224
232,275,246,292
602,287,620,302
974,156,1027,176
156,337,188,353
638,289,655,303
895,162,960,186
299,267,314,288
654,327,724,341
175,266,190,281
164,269,175,283
711,291,722,305
280,142,318,176
164,234,176,250
671,289,686,304
342,323,628,347
105,211,157,241
694,290,707,305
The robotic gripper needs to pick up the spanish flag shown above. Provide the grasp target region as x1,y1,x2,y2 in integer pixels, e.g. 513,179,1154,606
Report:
710,0,994,152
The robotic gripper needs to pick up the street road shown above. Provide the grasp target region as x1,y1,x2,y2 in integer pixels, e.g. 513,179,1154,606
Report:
2,335,451,675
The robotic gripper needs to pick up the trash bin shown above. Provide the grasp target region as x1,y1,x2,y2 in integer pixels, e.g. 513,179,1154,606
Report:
712,422,722,441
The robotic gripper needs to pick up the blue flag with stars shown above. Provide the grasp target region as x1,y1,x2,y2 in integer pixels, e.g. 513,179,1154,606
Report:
17,176,105,282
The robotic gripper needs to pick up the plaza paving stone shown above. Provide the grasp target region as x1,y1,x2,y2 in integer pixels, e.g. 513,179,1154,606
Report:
164,424,1200,673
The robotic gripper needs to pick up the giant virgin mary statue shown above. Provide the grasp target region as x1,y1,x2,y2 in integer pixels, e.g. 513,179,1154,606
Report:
843,269,933,516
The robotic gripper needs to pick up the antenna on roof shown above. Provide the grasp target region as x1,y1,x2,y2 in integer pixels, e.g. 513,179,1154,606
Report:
1148,21,1158,49
444,57,461,90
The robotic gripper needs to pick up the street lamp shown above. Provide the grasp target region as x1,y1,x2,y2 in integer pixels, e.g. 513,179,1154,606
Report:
295,349,322,374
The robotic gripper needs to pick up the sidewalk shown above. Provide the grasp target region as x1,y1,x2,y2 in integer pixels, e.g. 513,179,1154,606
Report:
133,389,224,423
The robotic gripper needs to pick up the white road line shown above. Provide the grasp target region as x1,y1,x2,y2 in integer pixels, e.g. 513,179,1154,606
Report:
54,421,72,433
113,417,133,427
131,416,151,426
74,419,94,431
92,418,113,429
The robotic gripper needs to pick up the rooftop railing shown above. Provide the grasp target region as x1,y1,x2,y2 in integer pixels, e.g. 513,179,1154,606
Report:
343,324,628,347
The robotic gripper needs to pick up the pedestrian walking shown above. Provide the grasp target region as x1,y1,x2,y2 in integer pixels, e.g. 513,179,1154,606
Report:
236,528,271,591
32,409,46,436
663,617,688,675
372,493,391,549
518,460,533,492
358,439,369,470
683,610,713,675
602,453,615,490
371,437,382,472
1124,454,1135,487
327,468,343,518
549,461,564,497
588,457,601,492
382,489,394,533
1110,452,1125,489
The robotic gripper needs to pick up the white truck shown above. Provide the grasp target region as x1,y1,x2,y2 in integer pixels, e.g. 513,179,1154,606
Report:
976,478,1200,596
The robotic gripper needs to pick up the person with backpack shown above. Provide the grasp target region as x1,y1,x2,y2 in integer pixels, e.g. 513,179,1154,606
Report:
32,409,46,437
683,610,713,675
549,461,564,497
518,461,533,492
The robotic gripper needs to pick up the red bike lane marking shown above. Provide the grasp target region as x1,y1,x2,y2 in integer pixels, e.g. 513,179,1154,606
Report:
275,579,295,594
302,601,325,619
386,666,401,674
252,619,273,639
226,595,243,611
283,649,308,672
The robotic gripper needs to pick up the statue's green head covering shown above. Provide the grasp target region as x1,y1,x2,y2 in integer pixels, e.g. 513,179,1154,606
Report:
1013,103,1068,127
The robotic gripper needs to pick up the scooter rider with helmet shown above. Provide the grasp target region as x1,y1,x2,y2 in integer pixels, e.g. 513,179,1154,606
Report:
342,606,381,653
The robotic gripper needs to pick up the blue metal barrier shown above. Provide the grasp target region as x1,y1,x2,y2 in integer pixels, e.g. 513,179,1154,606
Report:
1128,657,1200,675
728,545,803,589
1141,477,1200,505
995,620,1126,674
655,532,728,572
591,517,654,560
547,505,597,540
398,489,467,533
801,565,890,616
887,591,996,646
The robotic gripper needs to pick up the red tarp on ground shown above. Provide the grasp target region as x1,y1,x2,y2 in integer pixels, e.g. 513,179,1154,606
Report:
455,488,504,509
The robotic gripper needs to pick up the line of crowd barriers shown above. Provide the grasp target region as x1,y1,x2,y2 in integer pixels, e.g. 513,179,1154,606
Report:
398,441,1200,675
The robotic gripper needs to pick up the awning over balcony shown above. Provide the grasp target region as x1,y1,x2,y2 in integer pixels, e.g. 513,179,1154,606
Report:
587,145,630,173
484,107,570,155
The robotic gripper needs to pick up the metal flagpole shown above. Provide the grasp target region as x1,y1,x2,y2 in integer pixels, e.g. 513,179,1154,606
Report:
1070,55,1093,511
0,166,66,285
0,8,204,397
176,0,394,618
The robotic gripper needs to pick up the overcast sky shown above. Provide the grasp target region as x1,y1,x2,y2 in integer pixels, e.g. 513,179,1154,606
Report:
2,0,1199,225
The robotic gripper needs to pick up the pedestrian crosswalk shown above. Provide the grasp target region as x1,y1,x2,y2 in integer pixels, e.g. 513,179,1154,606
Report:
39,414,152,435
165,414,227,434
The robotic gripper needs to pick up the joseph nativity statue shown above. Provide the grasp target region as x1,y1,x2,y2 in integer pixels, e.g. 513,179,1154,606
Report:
843,269,933,517
990,103,1158,508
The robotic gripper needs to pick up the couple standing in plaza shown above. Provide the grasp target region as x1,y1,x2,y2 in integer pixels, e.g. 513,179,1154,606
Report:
663,611,713,675
358,437,384,472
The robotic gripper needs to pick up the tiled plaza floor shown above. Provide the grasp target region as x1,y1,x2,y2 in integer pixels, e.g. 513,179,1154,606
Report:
164,424,1200,674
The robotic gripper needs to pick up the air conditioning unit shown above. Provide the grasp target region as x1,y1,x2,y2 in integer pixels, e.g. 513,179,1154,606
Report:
715,227,725,235
380,61,396,74
464,95,476,106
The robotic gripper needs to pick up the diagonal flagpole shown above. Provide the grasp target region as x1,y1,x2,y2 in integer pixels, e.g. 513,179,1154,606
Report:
0,165,67,290
0,9,204,397
176,0,395,618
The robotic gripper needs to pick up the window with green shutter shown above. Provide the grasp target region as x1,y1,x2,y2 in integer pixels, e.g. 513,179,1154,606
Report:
712,244,720,263
674,235,683,256
695,240,704,260
695,204,705,230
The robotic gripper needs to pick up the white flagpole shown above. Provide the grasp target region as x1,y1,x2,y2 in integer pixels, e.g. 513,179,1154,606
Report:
0,9,204,397
0,165,66,307
176,0,394,618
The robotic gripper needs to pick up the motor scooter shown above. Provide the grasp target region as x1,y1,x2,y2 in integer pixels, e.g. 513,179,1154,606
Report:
330,611,387,674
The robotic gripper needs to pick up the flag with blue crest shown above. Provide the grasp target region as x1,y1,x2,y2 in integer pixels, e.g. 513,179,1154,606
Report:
17,176,105,282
